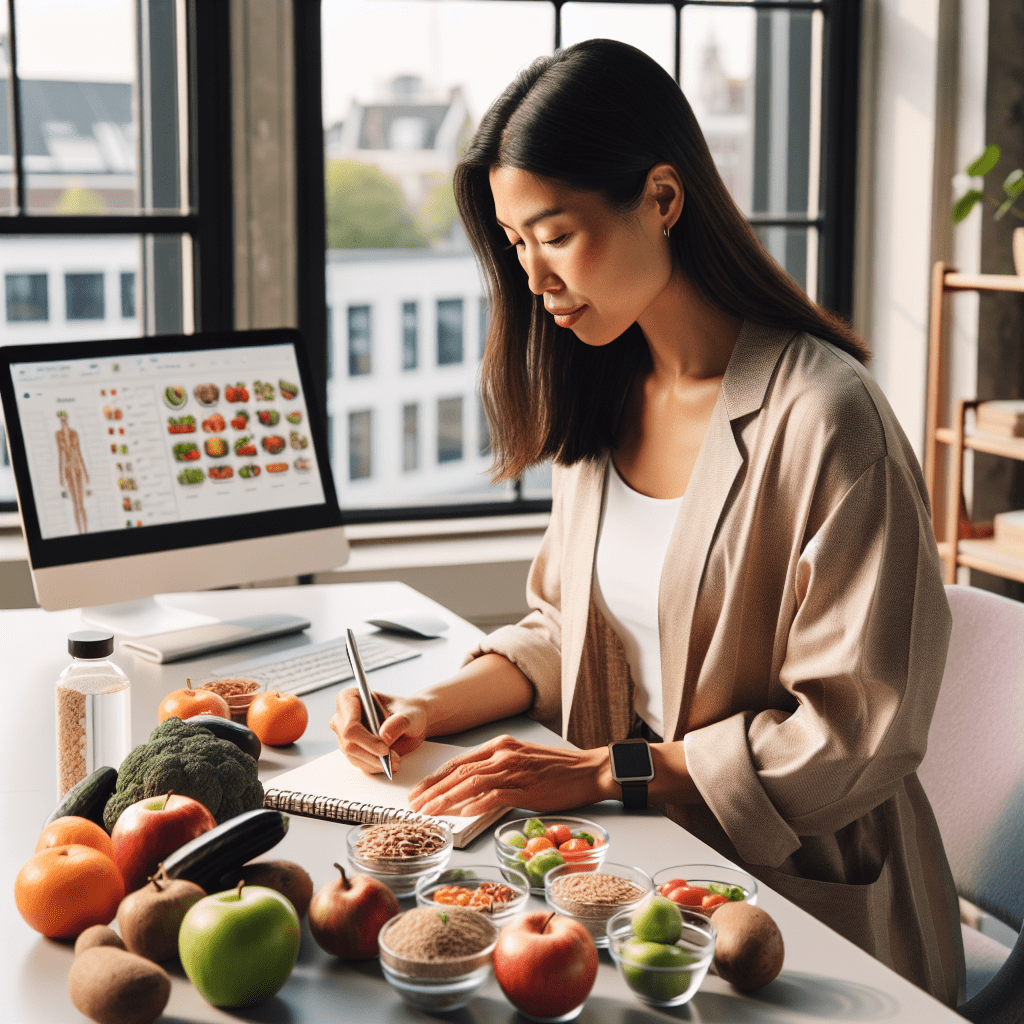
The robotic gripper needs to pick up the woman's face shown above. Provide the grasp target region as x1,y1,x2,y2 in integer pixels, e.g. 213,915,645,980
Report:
489,165,675,346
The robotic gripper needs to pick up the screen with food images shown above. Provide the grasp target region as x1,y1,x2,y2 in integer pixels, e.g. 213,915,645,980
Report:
9,342,325,540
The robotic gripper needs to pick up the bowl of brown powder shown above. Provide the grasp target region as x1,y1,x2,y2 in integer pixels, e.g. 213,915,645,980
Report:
545,862,653,947
346,820,453,898
378,905,498,1011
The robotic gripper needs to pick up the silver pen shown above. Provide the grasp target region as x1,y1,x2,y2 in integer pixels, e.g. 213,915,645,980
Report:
345,628,393,780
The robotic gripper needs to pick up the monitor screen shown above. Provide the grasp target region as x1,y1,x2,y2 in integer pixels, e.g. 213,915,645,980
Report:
0,329,348,618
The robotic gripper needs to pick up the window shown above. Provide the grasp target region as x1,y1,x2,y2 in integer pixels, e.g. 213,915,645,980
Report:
437,396,463,464
348,304,372,375
349,409,373,479
65,273,105,320
317,0,857,521
402,301,418,370
5,274,48,321
436,298,463,366
120,272,135,318
478,396,490,457
402,402,419,471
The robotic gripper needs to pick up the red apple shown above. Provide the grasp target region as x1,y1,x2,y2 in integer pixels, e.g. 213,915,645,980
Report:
494,911,598,1019
111,792,217,892
308,863,400,959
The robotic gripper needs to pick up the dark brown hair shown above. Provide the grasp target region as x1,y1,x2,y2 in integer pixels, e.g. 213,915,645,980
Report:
454,39,869,480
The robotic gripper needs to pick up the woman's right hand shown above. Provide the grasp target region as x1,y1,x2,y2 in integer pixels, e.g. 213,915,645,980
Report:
329,688,428,775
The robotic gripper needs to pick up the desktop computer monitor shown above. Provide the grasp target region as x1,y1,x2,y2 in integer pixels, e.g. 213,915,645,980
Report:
0,328,349,635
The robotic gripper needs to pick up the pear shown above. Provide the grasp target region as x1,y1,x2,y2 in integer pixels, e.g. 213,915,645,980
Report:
232,859,314,918
631,895,683,944
117,865,206,962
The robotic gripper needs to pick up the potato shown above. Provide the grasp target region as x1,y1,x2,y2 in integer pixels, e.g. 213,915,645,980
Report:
68,946,170,1024
234,859,314,918
712,902,784,990
74,924,126,956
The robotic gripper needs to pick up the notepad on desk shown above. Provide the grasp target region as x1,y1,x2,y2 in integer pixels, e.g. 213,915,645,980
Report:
262,741,508,848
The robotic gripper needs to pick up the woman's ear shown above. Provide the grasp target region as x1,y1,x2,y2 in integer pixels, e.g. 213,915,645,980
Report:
646,163,684,232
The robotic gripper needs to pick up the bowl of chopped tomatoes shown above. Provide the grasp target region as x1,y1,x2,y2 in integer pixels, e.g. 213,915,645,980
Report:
494,816,609,893
650,864,757,916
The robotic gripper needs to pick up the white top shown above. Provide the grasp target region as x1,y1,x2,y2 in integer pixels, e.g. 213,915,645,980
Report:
594,459,685,738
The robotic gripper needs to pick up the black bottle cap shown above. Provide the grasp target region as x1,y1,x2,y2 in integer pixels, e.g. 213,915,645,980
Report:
68,631,115,659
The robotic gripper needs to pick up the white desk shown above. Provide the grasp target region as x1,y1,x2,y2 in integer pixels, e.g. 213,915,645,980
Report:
2,582,962,1023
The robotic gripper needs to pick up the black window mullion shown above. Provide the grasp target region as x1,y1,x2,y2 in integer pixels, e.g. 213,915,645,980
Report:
5,0,24,214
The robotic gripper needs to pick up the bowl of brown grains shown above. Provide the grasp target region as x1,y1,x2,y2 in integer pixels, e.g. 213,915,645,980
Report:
377,905,498,1011
199,677,263,722
545,862,653,947
415,864,529,924
346,819,453,898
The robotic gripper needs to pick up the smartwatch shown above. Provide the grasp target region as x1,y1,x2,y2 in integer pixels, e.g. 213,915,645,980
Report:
608,738,655,810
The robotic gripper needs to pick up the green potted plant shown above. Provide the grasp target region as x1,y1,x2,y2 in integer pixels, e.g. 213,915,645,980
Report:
952,144,1024,274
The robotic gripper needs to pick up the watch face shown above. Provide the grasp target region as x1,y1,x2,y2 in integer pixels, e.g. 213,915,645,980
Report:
611,741,654,780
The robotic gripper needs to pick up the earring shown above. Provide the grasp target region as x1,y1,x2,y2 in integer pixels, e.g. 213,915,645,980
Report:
663,225,671,239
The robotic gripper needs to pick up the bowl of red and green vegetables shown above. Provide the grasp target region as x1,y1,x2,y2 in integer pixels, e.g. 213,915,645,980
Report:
494,816,609,893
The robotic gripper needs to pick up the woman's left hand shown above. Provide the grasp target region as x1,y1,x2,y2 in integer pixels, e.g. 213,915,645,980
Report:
407,734,613,817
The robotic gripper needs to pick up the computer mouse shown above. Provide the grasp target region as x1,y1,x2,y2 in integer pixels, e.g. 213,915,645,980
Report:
366,610,450,639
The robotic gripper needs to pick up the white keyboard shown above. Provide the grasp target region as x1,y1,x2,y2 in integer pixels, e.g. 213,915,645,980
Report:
217,634,421,697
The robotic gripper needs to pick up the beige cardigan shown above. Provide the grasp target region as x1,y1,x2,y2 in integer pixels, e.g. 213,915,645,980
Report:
469,322,965,1005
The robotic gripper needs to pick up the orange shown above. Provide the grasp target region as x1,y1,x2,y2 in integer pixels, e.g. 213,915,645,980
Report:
247,690,308,745
36,816,114,859
158,677,231,723
15,844,125,938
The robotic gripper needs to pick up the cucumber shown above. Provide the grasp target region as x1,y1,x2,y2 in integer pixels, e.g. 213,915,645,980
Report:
43,766,119,832
161,808,289,893
188,715,262,762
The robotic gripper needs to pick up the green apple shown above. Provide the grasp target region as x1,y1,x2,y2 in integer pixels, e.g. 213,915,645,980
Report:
179,883,300,1007
631,896,683,944
620,940,697,1002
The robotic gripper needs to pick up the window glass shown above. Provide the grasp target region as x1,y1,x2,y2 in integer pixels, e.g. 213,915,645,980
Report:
66,272,105,320
402,402,419,471
478,295,488,359
119,271,135,318
477,395,490,457
437,396,463,463
401,300,418,370
436,297,463,365
322,0,550,511
349,408,373,479
560,3,675,76
6,272,48,321
348,304,372,375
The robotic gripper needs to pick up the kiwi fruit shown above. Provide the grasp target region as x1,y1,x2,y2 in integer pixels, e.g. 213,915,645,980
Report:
117,869,206,962
67,945,170,1024
74,924,126,956
232,859,314,918
712,902,785,990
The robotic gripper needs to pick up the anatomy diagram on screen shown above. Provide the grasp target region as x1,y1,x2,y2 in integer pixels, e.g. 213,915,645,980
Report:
56,411,90,533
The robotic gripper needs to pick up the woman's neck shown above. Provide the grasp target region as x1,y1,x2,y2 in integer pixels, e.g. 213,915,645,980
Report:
636,269,742,383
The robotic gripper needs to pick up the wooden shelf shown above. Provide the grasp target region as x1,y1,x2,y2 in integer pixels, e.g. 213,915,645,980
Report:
955,538,1024,585
943,272,1024,293
934,426,1024,460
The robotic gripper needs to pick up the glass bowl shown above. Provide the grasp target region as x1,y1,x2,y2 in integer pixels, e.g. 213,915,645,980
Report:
415,864,529,925
377,906,498,1012
651,863,758,916
494,815,609,894
544,861,652,947
199,677,264,722
607,904,716,1007
345,820,453,898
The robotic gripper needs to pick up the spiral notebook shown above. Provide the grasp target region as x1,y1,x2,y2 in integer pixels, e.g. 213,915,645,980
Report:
262,741,508,849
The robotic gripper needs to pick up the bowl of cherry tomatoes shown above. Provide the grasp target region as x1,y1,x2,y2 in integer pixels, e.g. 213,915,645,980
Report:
494,816,609,893
650,864,758,916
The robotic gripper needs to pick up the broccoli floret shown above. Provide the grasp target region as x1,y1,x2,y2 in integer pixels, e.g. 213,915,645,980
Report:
103,717,263,832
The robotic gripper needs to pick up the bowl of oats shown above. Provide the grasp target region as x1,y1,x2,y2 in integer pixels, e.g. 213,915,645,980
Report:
544,862,653,947
378,904,498,1012
346,819,453,898
415,865,529,925
199,677,263,722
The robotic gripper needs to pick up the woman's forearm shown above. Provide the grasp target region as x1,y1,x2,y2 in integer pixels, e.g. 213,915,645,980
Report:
589,738,703,805
416,653,536,737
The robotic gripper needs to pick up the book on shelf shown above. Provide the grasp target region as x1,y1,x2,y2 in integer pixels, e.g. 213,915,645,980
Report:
993,509,1024,559
976,401,1024,438
262,740,508,849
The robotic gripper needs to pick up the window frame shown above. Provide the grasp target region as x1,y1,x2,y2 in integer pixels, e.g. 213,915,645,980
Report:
300,0,860,525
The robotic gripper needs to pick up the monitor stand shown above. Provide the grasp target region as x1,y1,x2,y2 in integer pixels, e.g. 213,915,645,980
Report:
80,596,219,638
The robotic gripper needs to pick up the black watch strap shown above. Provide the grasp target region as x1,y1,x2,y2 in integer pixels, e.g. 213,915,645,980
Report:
621,781,648,810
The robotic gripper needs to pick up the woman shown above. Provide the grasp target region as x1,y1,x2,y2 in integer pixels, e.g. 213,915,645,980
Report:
330,39,964,1004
